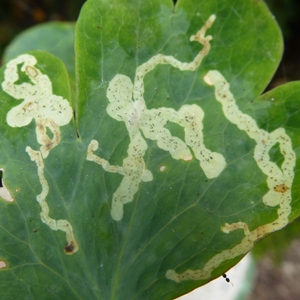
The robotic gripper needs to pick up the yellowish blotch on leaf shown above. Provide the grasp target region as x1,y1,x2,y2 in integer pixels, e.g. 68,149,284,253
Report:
159,165,166,172
0,261,7,269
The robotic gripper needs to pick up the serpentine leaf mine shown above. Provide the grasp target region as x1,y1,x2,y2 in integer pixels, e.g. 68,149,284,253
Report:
165,70,295,282
1,54,77,254
2,54,72,158
87,14,226,221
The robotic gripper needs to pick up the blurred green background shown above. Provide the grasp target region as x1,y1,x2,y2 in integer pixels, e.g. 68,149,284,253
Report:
1,0,300,83
0,0,85,63
0,0,300,264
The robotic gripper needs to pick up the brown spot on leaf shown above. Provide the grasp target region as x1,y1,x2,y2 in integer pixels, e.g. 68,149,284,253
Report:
25,65,38,78
22,101,36,112
45,142,54,151
274,184,289,193
64,241,78,255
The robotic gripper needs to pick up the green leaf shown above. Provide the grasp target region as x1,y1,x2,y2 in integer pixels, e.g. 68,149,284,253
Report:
0,0,300,299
